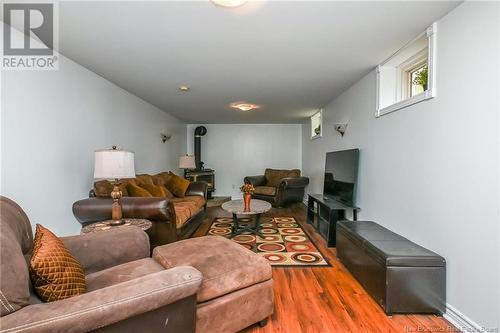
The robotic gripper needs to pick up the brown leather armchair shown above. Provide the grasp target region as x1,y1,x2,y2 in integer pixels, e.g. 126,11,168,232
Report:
0,196,202,333
244,168,309,207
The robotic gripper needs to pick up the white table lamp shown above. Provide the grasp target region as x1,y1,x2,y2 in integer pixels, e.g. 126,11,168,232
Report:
94,146,135,224
179,155,196,169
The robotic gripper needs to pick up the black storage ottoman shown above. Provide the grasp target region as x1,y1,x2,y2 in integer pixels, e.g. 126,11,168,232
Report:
336,221,446,315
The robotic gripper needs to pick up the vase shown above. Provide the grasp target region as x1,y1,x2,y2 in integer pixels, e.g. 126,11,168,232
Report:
243,193,251,212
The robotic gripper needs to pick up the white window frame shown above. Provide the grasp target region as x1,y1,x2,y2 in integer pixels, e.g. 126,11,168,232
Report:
311,110,322,140
375,23,437,117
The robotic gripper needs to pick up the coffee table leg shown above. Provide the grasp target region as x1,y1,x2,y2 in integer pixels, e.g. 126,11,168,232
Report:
231,213,239,236
255,214,262,234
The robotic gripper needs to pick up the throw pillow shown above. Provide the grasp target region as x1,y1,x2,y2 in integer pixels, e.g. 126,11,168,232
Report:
166,173,190,198
139,183,173,198
135,174,154,185
29,224,86,302
126,183,153,197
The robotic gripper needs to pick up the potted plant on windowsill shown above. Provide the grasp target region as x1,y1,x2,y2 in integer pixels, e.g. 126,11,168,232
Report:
413,65,428,91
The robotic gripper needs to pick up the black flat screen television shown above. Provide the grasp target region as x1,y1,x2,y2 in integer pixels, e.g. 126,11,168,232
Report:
323,149,359,206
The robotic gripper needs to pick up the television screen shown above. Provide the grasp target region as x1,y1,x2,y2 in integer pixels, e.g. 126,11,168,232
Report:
323,149,359,206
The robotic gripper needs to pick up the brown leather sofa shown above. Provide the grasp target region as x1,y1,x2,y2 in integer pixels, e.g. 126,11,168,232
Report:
0,196,202,333
245,168,309,207
72,173,208,247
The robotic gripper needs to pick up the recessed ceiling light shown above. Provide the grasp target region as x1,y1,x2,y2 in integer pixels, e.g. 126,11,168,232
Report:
211,0,248,8
179,85,190,92
230,102,260,112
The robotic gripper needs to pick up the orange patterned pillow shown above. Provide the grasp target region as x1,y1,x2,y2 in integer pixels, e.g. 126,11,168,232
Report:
29,224,86,302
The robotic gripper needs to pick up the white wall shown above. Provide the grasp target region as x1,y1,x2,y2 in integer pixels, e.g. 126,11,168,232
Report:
302,2,499,329
1,25,187,236
187,124,302,199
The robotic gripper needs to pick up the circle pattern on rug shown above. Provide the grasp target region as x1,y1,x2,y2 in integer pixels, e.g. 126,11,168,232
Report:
213,223,232,228
258,235,281,242
291,252,322,264
216,218,232,223
240,244,253,251
280,228,302,235
277,223,298,228
289,243,314,251
263,253,287,263
257,243,286,252
274,217,295,222
283,235,308,243
208,228,231,236
260,228,278,234
233,235,256,243
239,218,252,223
260,223,273,228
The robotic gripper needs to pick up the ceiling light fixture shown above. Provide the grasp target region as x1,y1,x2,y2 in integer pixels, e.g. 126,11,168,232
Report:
211,0,248,8
179,85,190,92
230,102,260,112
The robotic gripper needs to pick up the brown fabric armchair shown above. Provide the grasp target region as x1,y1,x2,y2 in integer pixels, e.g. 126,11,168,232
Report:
244,168,309,207
0,196,202,333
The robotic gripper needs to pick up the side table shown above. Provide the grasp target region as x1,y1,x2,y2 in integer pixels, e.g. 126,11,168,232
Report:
81,218,152,235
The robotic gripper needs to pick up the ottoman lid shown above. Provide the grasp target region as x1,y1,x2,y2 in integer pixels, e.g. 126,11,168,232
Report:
153,236,272,302
365,240,446,267
338,221,445,267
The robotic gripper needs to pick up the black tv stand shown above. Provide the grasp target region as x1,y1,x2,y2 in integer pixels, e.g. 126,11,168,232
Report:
307,194,359,247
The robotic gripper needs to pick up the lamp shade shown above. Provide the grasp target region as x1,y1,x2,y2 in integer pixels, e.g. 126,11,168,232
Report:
179,155,196,169
94,148,136,179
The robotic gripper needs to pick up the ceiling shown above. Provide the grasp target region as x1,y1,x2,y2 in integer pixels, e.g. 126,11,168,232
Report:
54,1,459,123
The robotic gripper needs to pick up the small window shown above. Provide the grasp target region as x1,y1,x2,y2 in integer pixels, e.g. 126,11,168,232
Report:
376,23,436,117
311,110,322,139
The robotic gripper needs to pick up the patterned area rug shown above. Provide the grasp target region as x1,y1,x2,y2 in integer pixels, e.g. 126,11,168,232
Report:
206,216,330,267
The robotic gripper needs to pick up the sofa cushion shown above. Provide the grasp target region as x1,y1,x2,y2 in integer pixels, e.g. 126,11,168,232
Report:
153,172,173,186
166,173,191,198
153,236,272,302
29,224,86,302
0,197,33,316
126,183,153,197
264,168,301,187
85,258,164,292
171,196,206,209
171,196,205,228
94,180,130,197
253,186,276,196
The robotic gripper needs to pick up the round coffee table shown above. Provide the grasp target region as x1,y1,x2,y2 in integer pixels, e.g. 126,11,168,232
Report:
81,219,152,235
221,199,272,237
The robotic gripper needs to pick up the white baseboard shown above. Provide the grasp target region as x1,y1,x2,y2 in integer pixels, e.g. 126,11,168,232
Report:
444,303,483,332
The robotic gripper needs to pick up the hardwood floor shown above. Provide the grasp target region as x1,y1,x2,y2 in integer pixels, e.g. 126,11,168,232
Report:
193,204,455,333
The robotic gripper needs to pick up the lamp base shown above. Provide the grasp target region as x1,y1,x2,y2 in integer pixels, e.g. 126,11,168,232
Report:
109,219,125,226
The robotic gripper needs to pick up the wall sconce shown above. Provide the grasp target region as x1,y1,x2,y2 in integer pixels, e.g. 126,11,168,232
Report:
161,134,172,143
334,124,348,137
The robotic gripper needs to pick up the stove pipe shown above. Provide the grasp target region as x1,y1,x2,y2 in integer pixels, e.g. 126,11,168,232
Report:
194,126,207,170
